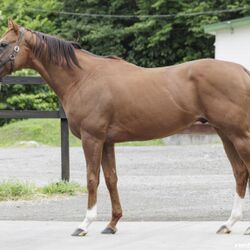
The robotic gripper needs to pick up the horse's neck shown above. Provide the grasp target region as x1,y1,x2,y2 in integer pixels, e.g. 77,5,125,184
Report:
28,54,83,102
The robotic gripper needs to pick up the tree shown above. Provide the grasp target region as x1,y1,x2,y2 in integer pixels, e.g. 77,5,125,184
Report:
59,0,250,67
0,0,62,124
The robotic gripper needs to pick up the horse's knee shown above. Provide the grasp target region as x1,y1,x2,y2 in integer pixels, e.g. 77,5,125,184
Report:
87,177,99,193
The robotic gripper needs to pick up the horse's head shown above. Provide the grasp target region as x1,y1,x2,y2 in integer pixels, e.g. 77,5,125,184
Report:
0,19,82,81
0,19,29,79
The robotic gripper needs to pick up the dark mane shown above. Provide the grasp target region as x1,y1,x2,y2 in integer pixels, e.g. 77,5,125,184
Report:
31,31,81,68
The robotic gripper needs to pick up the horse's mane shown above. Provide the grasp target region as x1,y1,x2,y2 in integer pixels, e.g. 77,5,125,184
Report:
30,30,122,69
31,31,81,68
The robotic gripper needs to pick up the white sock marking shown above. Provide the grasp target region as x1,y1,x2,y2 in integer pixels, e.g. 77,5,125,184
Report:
78,204,97,231
224,192,244,229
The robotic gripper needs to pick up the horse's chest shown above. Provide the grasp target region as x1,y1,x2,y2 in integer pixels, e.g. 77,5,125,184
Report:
61,100,86,139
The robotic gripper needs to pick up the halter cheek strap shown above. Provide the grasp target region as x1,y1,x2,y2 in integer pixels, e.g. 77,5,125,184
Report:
0,27,25,73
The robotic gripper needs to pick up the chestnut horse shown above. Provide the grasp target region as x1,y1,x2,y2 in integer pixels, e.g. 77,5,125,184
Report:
1,19,250,236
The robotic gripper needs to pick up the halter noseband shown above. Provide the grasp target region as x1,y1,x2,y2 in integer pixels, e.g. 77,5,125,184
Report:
0,27,25,74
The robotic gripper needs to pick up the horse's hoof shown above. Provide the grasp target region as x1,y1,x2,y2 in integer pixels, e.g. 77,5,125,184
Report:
71,228,87,237
101,226,117,234
216,225,231,234
244,227,250,235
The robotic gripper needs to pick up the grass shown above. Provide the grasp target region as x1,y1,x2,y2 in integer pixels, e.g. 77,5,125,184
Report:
0,180,37,201
0,119,164,147
0,180,86,201
40,181,86,196
0,119,80,147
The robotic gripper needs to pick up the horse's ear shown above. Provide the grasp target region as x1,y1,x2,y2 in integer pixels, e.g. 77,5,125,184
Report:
8,18,19,33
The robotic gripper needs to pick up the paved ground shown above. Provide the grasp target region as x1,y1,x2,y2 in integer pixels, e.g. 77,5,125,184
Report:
1,221,250,250
1,145,250,221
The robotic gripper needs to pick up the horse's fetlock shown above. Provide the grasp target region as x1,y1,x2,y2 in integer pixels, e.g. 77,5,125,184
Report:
232,212,242,221
113,210,122,219
87,213,97,221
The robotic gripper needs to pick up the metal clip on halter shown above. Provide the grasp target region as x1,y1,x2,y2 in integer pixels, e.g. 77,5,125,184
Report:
9,46,20,61
14,46,20,52
9,54,15,60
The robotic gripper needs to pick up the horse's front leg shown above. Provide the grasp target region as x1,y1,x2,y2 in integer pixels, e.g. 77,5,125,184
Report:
101,143,122,234
72,131,104,236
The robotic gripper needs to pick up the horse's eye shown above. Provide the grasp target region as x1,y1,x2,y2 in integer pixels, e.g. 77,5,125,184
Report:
0,42,8,48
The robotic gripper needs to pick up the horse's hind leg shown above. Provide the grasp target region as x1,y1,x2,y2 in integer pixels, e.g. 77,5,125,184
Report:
101,143,122,234
216,129,248,234
229,134,250,234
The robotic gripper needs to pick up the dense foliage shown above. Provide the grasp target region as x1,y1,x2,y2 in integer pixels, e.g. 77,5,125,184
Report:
0,0,249,124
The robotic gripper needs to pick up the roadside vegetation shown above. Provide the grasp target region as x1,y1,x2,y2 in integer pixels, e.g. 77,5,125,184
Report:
0,119,163,147
0,180,86,201
39,181,86,196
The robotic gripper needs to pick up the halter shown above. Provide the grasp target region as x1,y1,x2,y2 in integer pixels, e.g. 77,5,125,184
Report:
0,27,25,75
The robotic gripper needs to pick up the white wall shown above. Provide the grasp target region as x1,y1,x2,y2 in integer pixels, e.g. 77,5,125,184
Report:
214,25,250,69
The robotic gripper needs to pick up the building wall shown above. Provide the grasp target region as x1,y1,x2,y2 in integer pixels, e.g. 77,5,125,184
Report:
215,25,250,69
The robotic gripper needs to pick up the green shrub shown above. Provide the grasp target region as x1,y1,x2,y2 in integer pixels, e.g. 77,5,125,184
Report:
6,91,58,111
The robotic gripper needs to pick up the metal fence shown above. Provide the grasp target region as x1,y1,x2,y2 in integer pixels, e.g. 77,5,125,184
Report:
1,76,70,181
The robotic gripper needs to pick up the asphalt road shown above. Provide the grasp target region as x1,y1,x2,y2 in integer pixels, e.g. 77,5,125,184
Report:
0,145,250,222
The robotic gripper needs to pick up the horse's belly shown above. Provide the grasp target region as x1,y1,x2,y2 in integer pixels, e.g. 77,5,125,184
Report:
107,110,196,143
